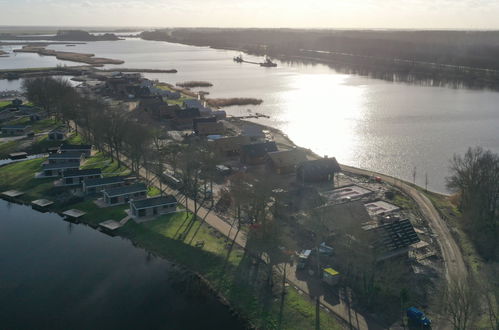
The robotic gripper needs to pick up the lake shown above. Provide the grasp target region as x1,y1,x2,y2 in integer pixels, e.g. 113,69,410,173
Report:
0,199,245,330
1,37,498,192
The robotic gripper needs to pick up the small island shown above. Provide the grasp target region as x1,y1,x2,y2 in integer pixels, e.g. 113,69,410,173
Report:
14,45,124,66
176,81,214,88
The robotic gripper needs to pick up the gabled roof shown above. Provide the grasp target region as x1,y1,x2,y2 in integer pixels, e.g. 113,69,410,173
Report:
104,183,147,197
175,108,201,118
371,219,420,251
212,135,251,151
62,168,101,178
298,157,341,174
2,125,30,129
241,141,278,158
49,152,84,159
131,195,177,209
60,144,92,151
196,122,225,135
84,176,126,188
42,162,80,170
267,149,307,168
49,127,68,134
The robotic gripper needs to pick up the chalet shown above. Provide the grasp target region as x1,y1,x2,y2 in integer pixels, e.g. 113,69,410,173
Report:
47,152,84,165
173,108,201,129
42,162,80,177
1,125,31,136
103,183,147,206
48,127,69,141
266,149,307,174
195,122,225,136
61,168,102,186
59,144,92,157
240,141,278,165
242,124,265,141
297,157,341,183
130,195,178,219
211,135,251,156
83,176,126,194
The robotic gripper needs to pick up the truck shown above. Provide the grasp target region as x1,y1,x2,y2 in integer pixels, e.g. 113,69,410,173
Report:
406,307,431,328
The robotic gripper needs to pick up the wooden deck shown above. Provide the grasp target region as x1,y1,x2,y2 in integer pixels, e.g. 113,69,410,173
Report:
99,220,122,231
32,199,54,208
1,190,24,198
62,209,86,218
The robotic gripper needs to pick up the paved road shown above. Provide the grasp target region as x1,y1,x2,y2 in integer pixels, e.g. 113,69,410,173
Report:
341,164,468,283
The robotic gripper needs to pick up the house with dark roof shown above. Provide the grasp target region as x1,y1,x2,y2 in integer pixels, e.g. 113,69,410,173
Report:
59,144,92,157
48,127,69,141
42,162,80,177
211,135,251,156
240,141,278,165
103,183,147,206
130,195,178,219
173,108,201,129
62,168,102,186
1,125,31,136
83,176,126,194
48,152,84,165
195,121,225,136
266,149,308,174
297,157,341,183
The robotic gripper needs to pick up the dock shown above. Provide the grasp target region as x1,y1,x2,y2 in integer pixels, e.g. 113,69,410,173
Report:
99,220,122,231
32,199,54,208
63,209,86,219
2,190,24,198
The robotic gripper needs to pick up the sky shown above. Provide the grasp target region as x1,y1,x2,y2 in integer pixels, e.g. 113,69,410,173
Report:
1,0,499,29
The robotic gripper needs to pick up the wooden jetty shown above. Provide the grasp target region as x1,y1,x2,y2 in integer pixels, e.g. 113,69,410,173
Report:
62,209,86,219
99,220,122,231
32,199,54,208
2,190,24,198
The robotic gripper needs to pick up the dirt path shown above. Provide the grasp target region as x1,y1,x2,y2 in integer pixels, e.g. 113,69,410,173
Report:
341,164,468,283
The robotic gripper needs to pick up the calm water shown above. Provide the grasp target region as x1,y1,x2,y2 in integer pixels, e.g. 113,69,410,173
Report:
0,200,244,330
2,38,498,192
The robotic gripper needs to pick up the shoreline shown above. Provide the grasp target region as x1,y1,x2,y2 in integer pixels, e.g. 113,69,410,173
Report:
0,194,255,329
230,117,450,197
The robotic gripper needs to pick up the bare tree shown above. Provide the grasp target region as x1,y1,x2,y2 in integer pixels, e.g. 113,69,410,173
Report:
441,277,479,330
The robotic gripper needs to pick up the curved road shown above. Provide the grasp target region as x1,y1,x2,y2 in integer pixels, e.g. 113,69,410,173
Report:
341,164,468,283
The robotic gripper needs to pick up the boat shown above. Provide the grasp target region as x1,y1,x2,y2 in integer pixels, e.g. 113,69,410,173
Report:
233,54,243,63
260,56,277,67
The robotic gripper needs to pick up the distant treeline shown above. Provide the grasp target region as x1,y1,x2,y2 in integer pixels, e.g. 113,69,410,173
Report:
141,29,499,90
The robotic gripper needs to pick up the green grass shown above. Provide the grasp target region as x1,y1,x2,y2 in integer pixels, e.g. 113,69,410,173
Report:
0,140,19,158
144,212,243,266
147,186,161,197
4,117,61,133
0,101,11,108
0,158,54,201
69,200,128,226
81,152,131,176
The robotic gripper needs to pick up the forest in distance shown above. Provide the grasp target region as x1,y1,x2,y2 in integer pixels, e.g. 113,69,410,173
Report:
142,28,499,90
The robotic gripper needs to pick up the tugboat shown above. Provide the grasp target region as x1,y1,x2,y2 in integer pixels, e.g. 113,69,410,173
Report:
260,56,277,67
233,54,243,63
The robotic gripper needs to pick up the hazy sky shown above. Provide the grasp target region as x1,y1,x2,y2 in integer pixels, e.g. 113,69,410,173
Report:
1,0,499,29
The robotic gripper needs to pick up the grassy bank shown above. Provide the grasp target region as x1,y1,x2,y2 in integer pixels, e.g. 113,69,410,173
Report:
0,149,342,329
